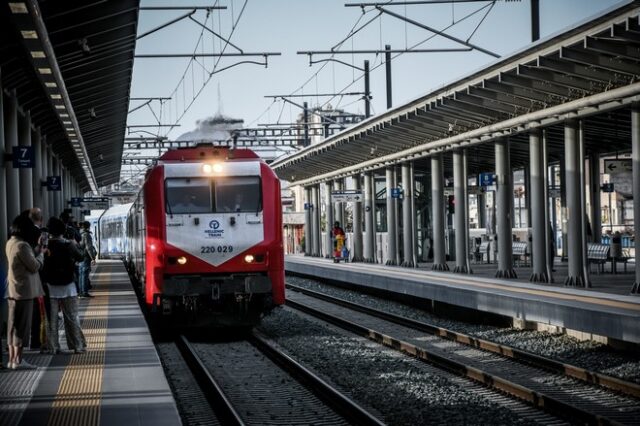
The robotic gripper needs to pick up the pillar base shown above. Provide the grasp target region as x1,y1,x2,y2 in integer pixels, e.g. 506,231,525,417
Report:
325,254,332,259
564,275,587,287
401,260,415,267
364,257,376,263
631,282,640,294
432,263,449,271
495,269,517,279
386,259,397,266
529,272,549,283
351,255,364,262
453,265,471,274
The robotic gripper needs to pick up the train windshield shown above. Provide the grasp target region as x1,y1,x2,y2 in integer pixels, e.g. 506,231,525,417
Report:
214,176,262,213
165,176,261,214
165,178,212,214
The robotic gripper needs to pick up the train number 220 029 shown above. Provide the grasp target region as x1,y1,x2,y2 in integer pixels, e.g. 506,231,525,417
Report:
201,245,234,253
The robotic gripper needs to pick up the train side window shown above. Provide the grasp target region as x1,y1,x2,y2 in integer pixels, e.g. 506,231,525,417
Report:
166,178,212,214
214,177,262,213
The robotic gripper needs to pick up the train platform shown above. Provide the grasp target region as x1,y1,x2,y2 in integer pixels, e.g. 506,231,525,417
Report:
285,255,640,345
0,260,180,426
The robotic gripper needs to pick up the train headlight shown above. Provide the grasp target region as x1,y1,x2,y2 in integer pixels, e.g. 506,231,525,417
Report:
202,164,212,174
177,256,188,265
244,254,255,263
212,163,223,173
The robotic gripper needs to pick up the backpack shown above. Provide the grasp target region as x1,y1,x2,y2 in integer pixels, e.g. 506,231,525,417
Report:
43,240,75,286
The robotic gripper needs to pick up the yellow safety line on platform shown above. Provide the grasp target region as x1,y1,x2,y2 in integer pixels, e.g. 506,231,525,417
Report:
294,258,640,312
47,272,109,426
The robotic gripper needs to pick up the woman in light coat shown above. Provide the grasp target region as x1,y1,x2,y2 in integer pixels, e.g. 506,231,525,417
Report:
5,215,44,369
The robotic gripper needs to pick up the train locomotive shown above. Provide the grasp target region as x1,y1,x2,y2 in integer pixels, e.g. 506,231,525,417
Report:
126,145,285,327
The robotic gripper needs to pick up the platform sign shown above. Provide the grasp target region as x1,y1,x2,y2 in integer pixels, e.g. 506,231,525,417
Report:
304,203,311,210
478,172,495,187
604,159,632,174
81,197,110,210
46,176,61,191
331,190,363,203
70,197,82,207
390,188,402,199
12,146,35,168
601,183,615,193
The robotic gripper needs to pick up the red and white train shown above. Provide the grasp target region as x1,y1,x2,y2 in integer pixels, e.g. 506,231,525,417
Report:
126,145,285,327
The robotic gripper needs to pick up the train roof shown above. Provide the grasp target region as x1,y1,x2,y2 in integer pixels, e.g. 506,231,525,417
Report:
158,145,260,162
101,203,133,219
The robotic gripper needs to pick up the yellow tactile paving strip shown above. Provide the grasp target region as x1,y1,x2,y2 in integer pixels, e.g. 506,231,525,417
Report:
47,276,110,426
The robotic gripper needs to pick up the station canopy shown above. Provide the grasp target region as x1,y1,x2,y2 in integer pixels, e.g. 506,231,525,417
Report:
1,0,139,191
272,1,640,186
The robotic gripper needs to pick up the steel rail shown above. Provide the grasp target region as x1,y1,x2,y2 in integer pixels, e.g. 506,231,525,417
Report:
285,296,628,426
286,283,640,398
250,331,385,426
175,335,245,426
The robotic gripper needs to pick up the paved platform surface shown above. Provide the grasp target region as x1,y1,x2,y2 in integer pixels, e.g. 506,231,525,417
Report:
286,255,640,344
0,260,181,426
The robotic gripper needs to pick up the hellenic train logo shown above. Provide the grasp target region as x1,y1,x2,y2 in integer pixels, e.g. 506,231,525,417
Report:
205,219,224,238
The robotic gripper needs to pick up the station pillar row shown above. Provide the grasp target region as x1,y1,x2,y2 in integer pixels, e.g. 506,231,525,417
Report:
0,82,7,270
5,93,20,227
18,110,33,212
431,154,448,271
631,105,640,294
352,173,364,262
363,171,376,263
564,120,588,287
311,184,321,257
334,178,345,227
401,162,414,267
324,180,334,259
304,186,311,256
32,127,43,212
385,166,399,265
529,128,549,283
453,150,470,274
40,135,49,220
495,138,516,278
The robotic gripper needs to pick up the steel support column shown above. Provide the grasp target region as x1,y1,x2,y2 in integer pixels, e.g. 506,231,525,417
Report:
41,136,48,219
631,106,640,294
0,79,6,270
401,163,414,267
495,139,516,278
453,150,470,273
589,154,601,243
304,187,312,256
4,94,20,224
325,180,334,259
335,179,345,228
312,184,321,257
32,127,42,209
385,166,398,265
477,191,486,228
529,128,548,282
431,154,448,271
352,174,364,262
18,111,33,211
363,171,376,263
564,120,587,287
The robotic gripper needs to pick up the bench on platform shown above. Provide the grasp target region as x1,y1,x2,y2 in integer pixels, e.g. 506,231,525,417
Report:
512,241,529,266
587,243,609,274
476,241,491,264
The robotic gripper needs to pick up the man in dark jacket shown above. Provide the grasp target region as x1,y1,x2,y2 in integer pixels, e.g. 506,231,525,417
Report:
79,221,96,298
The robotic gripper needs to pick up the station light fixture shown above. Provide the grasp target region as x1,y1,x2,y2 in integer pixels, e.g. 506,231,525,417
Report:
45,82,56,88
54,105,65,110
38,67,51,74
30,51,45,58
50,94,61,99
63,120,71,125
9,3,28,14
59,113,68,117
21,30,37,39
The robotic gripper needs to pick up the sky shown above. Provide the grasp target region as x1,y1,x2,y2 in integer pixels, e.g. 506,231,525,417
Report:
126,0,624,144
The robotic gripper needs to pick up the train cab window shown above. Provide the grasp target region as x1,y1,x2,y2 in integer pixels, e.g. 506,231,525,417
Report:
214,177,262,213
166,178,212,214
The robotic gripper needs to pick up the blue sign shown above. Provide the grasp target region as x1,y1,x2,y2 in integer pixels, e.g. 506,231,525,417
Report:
70,197,82,207
390,188,402,199
479,172,495,187
47,176,62,191
304,203,312,210
12,146,35,168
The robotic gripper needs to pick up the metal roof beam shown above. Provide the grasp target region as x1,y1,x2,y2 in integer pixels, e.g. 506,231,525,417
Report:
536,55,623,83
453,91,519,115
560,46,639,75
482,79,554,104
499,72,573,98
439,98,505,121
516,64,597,92
467,86,538,110
585,36,640,61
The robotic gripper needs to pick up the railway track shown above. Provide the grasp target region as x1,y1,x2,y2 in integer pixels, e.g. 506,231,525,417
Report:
285,284,640,425
175,333,384,425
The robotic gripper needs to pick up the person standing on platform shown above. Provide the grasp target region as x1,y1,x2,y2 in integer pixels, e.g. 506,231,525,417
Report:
0,261,6,369
79,221,96,298
5,215,44,370
42,217,86,354
28,208,48,352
